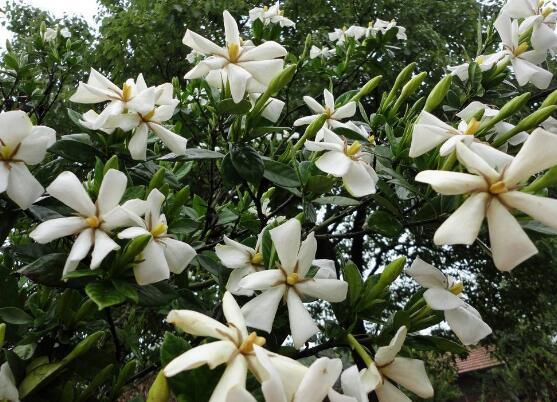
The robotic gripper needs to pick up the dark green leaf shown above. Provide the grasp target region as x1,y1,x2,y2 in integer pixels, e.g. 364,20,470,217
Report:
262,158,300,188
0,307,33,325
230,145,264,184
366,211,403,238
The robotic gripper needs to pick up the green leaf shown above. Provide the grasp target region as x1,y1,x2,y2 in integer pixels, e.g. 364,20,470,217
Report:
0,307,33,325
217,98,252,114
262,158,300,188
159,148,224,161
306,175,336,194
230,145,264,184
48,133,98,163
408,335,468,354
312,196,360,206
366,211,403,238
17,253,67,287
220,153,243,185
343,261,363,305
85,282,127,310
137,282,178,307
112,280,139,303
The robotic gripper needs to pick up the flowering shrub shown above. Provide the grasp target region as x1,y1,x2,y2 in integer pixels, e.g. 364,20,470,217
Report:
1,0,557,401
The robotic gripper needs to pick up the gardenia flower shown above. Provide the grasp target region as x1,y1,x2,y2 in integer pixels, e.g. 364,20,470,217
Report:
494,14,553,88
216,234,265,296
89,86,188,160
502,0,557,51
407,258,492,345
249,2,296,27
164,292,307,402
330,326,433,402
305,128,378,197
248,93,285,123
0,362,19,402
294,89,356,141
0,110,56,209
60,27,71,38
183,10,287,103
239,218,348,348
229,350,343,402
328,27,349,45
345,25,367,41
42,27,57,42
30,170,141,276
415,130,557,271
71,69,157,129
309,45,336,59
410,110,513,171
373,19,407,40
117,189,196,285
448,53,505,81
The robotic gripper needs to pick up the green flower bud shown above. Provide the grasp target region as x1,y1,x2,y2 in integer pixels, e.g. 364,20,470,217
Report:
478,92,530,135
424,75,452,112
388,72,427,118
368,256,406,299
147,167,166,194
351,75,383,102
103,155,119,176
541,88,557,109
292,113,328,152
251,64,297,120
119,234,152,267
147,370,170,402
493,105,557,147
523,166,557,193
300,33,312,60
383,62,416,108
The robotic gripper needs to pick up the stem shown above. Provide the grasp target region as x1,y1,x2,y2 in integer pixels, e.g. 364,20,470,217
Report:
105,308,123,362
346,334,373,366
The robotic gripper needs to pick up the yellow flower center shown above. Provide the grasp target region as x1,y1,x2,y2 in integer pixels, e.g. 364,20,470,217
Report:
342,26,347,31
323,107,333,118
85,216,101,228
238,331,266,354
122,83,133,102
542,7,553,17
150,222,167,237
475,55,485,64
0,144,12,160
513,42,529,57
250,252,263,265
489,180,508,194
368,21,373,27
286,272,299,285
449,282,464,295
263,5,268,11
464,118,480,135
227,43,241,62
142,109,156,122
368,135,375,144
346,141,362,157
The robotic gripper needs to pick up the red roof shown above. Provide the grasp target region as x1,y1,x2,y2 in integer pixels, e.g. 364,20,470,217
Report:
455,347,501,374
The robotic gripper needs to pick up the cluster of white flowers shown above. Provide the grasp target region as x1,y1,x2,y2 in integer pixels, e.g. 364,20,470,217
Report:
249,2,295,28
42,25,71,42
328,19,407,46
450,0,557,88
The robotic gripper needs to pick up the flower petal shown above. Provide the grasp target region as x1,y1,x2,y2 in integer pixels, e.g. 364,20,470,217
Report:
0,110,33,147
375,326,407,366
381,357,434,399
468,142,514,172
423,288,465,310
415,171,487,195
128,123,149,160
47,171,95,216
433,192,489,245
30,216,87,243
339,365,371,402
342,161,377,197
331,102,356,120
315,151,352,177
287,290,319,349
297,232,317,277
149,123,188,156
166,309,233,340
6,163,44,209
270,218,301,272
226,267,256,296
0,362,19,402
239,41,287,61
486,197,538,271
97,169,127,215
375,379,412,402
238,59,284,86
504,128,557,186
445,305,492,345
227,386,258,402
406,258,448,289
303,96,325,114
456,142,500,182
16,126,56,165
210,355,248,402
296,279,348,303
133,240,170,285
500,191,557,230
223,10,240,45
241,285,285,333
216,240,251,269
182,29,225,56
63,228,94,277
164,341,236,376
222,291,247,338
117,226,150,239
239,270,284,290
323,89,335,110
293,358,343,402
0,164,8,193
226,63,251,103
160,237,196,274
90,229,120,269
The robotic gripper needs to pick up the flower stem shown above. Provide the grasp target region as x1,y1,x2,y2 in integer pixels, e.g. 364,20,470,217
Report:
346,334,373,366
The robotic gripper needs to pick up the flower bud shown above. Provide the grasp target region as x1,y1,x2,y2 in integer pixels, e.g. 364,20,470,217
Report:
400,72,427,100
300,33,312,60
368,256,406,299
0,323,5,348
478,92,530,135
103,156,119,176
292,113,328,152
147,167,166,194
424,75,452,112
266,64,298,95
383,62,416,108
119,234,152,267
351,75,383,102
541,88,557,109
493,105,557,147
147,370,170,402
523,165,557,193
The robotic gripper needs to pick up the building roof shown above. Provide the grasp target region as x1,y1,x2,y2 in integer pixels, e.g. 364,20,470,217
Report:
455,347,502,374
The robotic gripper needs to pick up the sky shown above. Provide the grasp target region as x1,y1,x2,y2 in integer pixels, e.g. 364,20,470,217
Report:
0,0,99,46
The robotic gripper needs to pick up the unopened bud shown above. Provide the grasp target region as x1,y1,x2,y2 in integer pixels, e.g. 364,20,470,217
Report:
103,156,119,176
147,370,170,402
464,118,481,135
424,75,452,112
147,167,166,194
351,75,383,102
541,88,557,108
478,92,530,135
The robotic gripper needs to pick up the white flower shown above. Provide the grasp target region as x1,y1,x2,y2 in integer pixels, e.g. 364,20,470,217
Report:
345,25,367,41
42,27,57,42
328,28,349,45
183,10,287,103
309,45,336,59
251,2,295,27
415,129,557,271
248,93,285,123
407,258,492,345
331,326,434,402
448,53,504,81
373,19,407,40
409,110,513,171
186,49,202,64
502,0,557,51
294,89,356,141
60,27,71,38
239,218,348,348
91,86,188,160
541,115,557,133
71,69,158,129
305,128,378,197
457,101,529,149
216,235,265,296
118,189,196,285
30,170,142,276
228,350,343,402
164,292,306,402
0,362,19,402
0,111,56,209
494,14,553,88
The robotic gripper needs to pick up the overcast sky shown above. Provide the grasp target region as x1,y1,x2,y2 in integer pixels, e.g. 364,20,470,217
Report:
0,0,99,46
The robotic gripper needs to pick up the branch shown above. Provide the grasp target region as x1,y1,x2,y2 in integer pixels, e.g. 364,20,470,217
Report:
104,308,123,362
